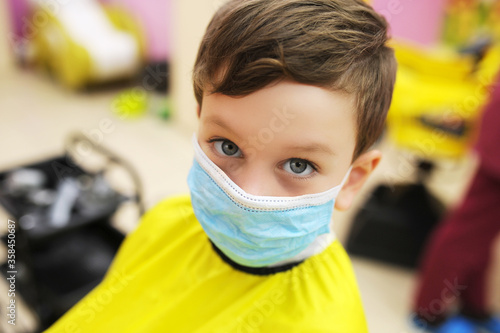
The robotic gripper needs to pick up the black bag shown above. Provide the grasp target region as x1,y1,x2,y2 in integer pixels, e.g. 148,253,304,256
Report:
346,161,446,268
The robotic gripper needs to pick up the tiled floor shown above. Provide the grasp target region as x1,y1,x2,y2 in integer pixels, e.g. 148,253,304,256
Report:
0,66,498,333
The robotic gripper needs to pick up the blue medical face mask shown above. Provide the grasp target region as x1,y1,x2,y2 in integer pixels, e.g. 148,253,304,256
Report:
187,135,350,267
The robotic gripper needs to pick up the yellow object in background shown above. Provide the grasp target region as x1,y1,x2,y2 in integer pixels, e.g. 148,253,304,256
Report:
34,13,91,89
442,0,500,48
103,5,146,61
386,41,500,159
112,88,149,119
45,196,368,333
33,2,144,89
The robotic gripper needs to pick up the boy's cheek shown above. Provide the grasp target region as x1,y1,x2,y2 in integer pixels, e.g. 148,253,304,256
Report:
242,146,257,159
225,159,243,178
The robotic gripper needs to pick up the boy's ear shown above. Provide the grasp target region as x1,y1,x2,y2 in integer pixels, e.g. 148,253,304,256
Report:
196,104,201,118
334,150,382,211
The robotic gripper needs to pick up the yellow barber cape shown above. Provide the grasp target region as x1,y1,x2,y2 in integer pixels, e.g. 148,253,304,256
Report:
45,195,368,333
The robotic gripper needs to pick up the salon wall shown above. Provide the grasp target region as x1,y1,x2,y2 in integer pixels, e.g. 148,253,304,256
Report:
0,0,13,70
171,0,222,134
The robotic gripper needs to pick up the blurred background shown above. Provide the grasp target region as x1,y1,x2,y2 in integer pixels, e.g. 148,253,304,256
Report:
0,0,499,332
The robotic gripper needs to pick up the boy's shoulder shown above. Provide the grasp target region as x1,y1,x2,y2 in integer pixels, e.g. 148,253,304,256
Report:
106,194,197,273
141,194,194,224
132,194,196,239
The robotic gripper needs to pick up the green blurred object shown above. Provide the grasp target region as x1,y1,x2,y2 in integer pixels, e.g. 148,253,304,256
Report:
158,96,172,120
147,92,172,120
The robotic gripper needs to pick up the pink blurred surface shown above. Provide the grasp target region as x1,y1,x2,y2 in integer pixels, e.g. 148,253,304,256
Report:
104,0,173,61
7,0,172,61
6,0,30,38
372,0,447,46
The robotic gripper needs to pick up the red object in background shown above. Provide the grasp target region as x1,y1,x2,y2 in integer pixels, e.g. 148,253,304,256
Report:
414,76,500,323
476,79,500,179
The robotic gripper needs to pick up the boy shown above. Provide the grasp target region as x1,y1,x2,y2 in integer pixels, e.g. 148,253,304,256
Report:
46,0,396,332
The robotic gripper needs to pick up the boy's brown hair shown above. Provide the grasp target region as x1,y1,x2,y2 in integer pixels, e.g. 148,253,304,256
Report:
193,0,397,160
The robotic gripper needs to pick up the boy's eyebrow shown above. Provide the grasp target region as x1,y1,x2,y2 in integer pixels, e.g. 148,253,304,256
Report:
205,117,240,138
285,143,336,156
205,116,335,156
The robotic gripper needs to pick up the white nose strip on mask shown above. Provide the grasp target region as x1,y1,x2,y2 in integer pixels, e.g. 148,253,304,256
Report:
191,134,350,210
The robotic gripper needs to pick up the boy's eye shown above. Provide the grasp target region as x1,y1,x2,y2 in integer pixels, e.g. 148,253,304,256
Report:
214,139,242,157
283,158,314,176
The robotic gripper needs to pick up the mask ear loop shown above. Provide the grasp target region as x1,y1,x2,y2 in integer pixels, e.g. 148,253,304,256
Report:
339,166,353,189
325,165,352,237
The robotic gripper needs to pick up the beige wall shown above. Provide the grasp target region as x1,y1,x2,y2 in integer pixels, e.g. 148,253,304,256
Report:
0,0,13,70
171,0,224,133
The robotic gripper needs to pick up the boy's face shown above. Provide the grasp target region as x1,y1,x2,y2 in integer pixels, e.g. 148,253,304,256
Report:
197,80,361,199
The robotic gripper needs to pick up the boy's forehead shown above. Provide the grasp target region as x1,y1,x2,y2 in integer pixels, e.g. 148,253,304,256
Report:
203,79,354,106
199,81,357,154
201,81,355,126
